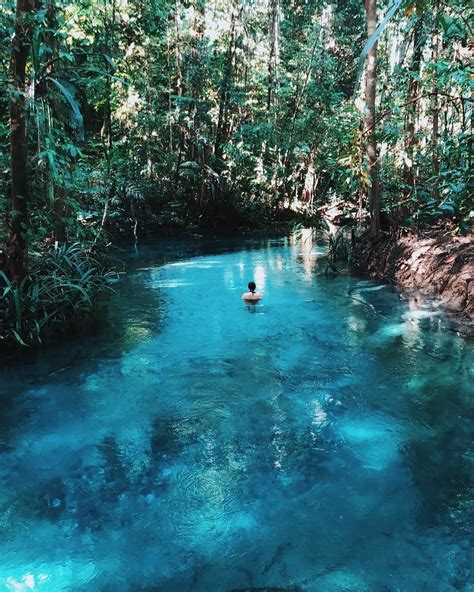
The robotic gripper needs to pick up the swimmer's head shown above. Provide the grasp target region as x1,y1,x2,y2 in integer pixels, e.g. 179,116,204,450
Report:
248,281,256,293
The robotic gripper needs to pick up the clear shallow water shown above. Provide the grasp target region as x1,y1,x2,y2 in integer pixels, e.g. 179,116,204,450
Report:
0,236,473,592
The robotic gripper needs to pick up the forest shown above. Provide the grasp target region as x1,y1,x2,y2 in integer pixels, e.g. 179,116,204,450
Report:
0,0,472,346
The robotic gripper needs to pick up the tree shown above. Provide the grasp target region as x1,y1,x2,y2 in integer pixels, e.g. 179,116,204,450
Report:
404,13,425,197
267,0,280,114
431,0,440,201
364,0,380,237
214,0,239,162
6,0,38,280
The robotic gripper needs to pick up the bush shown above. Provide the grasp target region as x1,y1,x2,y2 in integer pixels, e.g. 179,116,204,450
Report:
0,242,114,348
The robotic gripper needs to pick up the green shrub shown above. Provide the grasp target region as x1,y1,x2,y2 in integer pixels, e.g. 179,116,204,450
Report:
0,242,114,347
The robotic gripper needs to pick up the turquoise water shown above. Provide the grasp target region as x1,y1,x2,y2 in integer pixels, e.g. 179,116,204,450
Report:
0,236,473,592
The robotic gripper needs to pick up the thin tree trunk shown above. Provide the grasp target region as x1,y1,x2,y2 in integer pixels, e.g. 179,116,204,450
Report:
174,0,184,150
266,0,281,203
6,0,37,280
97,0,116,244
431,1,440,200
404,16,424,195
300,148,317,206
46,0,66,243
166,28,173,153
214,1,239,162
172,0,185,191
189,0,205,164
364,0,380,237
267,0,280,115
174,0,183,99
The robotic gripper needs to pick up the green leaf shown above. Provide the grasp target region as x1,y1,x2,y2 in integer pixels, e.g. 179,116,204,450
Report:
59,50,75,63
355,0,404,90
46,78,84,140
11,329,28,347
438,203,455,214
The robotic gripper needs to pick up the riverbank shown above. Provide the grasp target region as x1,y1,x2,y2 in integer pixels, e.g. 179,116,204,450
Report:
351,232,473,329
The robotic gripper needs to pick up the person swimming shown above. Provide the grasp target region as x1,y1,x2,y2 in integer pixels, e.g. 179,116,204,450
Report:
242,281,261,302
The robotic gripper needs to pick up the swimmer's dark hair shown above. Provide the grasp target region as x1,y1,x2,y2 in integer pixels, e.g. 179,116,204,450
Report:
248,281,256,293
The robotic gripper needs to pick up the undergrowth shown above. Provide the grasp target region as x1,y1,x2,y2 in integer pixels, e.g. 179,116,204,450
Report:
0,242,115,349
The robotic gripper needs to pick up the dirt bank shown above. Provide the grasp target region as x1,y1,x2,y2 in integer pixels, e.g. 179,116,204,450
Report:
351,233,473,324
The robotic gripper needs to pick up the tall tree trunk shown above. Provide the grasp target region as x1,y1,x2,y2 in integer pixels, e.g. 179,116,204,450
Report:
96,0,116,246
174,0,183,145
5,0,37,281
166,26,173,153
172,0,185,191
364,0,380,237
300,148,317,206
189,0,205,164
431,1,440,200
404,15,424,195
214,1,239,162
267,0,280,115
266,0,281,203
46,0,66,243
174,0,183,100
103,0,115,177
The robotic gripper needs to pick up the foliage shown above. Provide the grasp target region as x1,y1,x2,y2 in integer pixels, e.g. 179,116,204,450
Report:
1,0,470,242
0,243,113,348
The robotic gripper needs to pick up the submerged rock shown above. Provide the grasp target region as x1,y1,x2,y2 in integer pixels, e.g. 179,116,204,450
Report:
314,568,369,591
337,415,403,471
227,588,301,592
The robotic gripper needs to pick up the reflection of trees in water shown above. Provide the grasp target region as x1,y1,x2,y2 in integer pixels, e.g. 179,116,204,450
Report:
104,271,166,354
354,303,474,534
151,417,201,458
291,228,320,281
0,384,28,453
97,436,130,496
404,427,473,536
402,368,473,531
0,265,166,457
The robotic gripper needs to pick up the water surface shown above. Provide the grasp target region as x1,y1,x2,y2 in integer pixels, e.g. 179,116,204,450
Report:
1,236,473,592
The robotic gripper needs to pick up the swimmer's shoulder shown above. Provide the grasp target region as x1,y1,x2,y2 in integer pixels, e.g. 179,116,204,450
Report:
242,292,262,301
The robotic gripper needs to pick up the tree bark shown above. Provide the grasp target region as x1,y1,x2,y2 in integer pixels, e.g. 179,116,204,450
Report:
174,0,183,100
364,0,380,237
188,0,205,163
214,1,239,162
404,16,424,195
96,0,116,245
267,0,280,115
172,0,185,191
5,0,37,281
431,1,440,200
46,0,67,243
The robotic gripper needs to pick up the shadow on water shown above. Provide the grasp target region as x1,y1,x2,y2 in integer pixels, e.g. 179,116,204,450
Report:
0,263,166,459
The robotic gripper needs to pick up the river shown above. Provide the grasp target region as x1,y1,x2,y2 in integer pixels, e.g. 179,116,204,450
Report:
0,236,472,591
